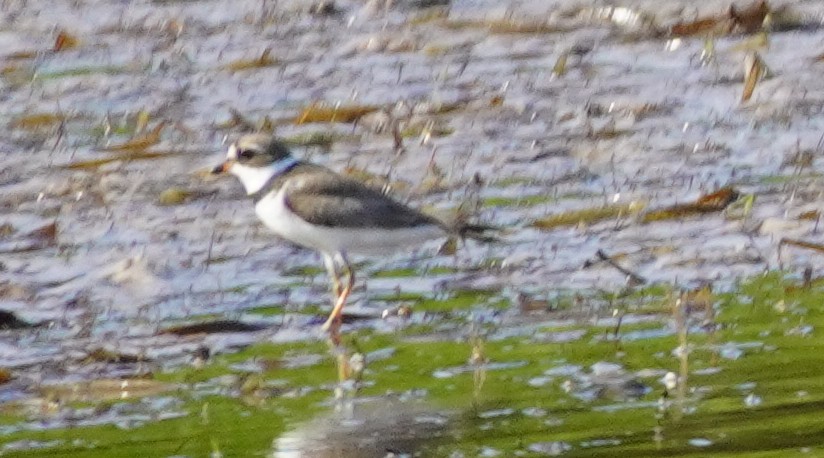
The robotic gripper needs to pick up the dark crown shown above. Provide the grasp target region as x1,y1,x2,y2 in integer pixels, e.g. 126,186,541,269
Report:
232,134,293,167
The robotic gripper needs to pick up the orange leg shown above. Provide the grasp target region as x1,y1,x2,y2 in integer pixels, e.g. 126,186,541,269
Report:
321,256,354,333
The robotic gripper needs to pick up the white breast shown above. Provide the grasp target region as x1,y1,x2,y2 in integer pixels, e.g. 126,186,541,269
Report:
254,189,446,255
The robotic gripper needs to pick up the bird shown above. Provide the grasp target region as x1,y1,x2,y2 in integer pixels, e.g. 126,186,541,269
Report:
211,134,491,335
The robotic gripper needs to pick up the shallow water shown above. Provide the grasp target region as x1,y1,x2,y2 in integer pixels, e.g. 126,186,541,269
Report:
3,0,824,456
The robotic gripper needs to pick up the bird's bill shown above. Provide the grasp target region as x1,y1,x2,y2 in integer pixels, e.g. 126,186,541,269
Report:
211,160,234,174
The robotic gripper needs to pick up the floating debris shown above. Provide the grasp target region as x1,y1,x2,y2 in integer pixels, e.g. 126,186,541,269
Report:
731,31,770,52
84,348,147,364
222,48,279,72
589,249,647,285
157,187,191,206
552,51,569,77
670,0,770,37
0,223,14,238
531,202,646,230
441,18,565,34
514,291,553,314
9,113,67,131
641,187,739,223
0,221,58,253
741,51,768,103
700,37,716,65
38,379,174,403
63,151,172,169
53,30,80,52
101,121,167,152
160,320,270,336
779,238,824,256
26,221,57,243
295,103,378,124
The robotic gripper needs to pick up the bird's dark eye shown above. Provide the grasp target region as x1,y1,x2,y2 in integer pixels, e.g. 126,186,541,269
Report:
237,148,255,160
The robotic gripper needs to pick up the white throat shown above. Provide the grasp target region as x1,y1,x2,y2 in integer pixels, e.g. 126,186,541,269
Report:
230,157,298,195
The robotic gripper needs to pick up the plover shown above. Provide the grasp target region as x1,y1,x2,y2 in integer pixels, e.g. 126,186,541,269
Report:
212,134,490,333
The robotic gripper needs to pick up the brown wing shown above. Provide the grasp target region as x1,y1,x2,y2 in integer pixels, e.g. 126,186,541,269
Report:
281,164,443,229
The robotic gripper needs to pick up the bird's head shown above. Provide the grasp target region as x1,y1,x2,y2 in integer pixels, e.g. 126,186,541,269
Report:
212,134,296,195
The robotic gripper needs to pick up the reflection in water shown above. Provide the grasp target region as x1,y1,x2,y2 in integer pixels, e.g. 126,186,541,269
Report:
272,399,449,458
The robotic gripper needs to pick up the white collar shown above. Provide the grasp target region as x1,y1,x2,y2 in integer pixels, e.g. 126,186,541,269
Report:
230,156,299,195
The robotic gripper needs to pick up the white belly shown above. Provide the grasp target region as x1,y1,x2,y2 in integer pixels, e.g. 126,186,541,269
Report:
255,190,446,255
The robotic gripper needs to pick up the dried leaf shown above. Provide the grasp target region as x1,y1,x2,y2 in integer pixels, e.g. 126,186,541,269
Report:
135,110,151,134
9,113,65,130
409,7,449,25
161,320,268,336
515,292,552,314
101,121,167,152
0,223,15,238
0,369,11,385
594,249,647,285
741,52,766,103
53,30,80,52
641,187,739,223
552,51,568,77
729,0,770,34
295,103,378,124
681,285,714,313
700,38,716,65
696,187,740,207
63,151,169,169
26,221,57,243
670,18,725,37
422,45,449,57
4,50,38,60
670,0,769,37
438,237,458,255
158,187,191,206
443,19,562,34
223,48,279,72
531,202,646,230
731,31,769,52
798,210,820,221
40,379,172,402
84,348,146,364
779,238,824,254
0,65,34,87
724,193,755,220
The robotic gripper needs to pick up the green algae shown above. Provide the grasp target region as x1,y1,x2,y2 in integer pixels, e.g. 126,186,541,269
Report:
375,289,504,313
35,65,138,80
6,272,824,456
483,194,554,208
372,265,457,278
